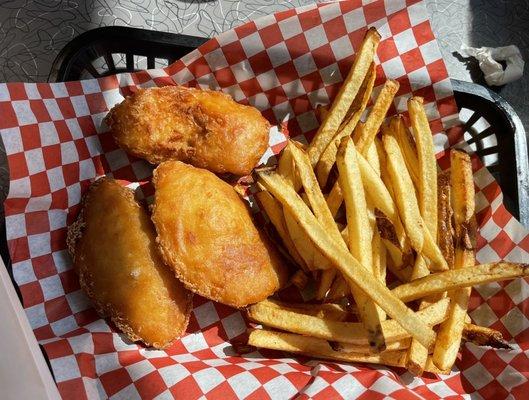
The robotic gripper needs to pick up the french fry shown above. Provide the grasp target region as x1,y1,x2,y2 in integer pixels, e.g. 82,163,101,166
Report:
408,97,438,240
365,139,381,176
260,299,349,321
433,150,476,371
372,230,387,283
390,262,529,303
326,182,343,218
337,137,386,349
255,191,307,269
438,170,455,268
257,171,437,349
353,79,400,155
316,62,377,187
308,28,381,166
284,209,332,270
357,154,396,220
422,226,449,271
463,324,511,349
248,329,408,366
333,338,410,353
391,116,420,190
381,133,424,252
247,299,449,345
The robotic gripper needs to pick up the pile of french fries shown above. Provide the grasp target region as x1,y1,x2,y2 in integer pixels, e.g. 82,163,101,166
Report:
250,27,529,376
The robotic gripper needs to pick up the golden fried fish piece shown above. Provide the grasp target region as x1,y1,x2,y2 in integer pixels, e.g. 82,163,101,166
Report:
105,85,270,176
67,178,192,349
152,161,288,308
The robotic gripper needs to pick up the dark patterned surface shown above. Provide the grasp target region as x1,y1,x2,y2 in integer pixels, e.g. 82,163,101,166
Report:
0,0,528,131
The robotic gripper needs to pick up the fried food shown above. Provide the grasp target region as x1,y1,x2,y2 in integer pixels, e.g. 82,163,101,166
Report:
67,178,192,349
152,161,288,308
105,85,270,175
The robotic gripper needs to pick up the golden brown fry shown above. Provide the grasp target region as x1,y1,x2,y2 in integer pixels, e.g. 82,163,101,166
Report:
357,154,397,220
372,230,387,284
382,133,424,252
408,97,438,240
248,329,408,366
326,182,344,218
438,170,455,268
257,171,437,349
422,227,449,271
463,324,511,349
260,299,349,321
255,191,307,269
391,116,420,188
67,178,192,349
334,338,410,353
284,209,332,270
354,80,400,155
365,139,381,176
308,28,381,166
337,137,386,350
433,150,476,371
247,299,449,345
316,62,377,187
391,262,529,302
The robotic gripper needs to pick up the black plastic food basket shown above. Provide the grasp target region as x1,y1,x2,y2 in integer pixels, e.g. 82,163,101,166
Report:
1,26,528,271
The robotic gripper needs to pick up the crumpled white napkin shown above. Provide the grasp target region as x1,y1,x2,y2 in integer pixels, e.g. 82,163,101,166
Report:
459,44,525,86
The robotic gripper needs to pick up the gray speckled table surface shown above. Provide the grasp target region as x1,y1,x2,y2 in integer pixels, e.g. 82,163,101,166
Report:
0,0,528,130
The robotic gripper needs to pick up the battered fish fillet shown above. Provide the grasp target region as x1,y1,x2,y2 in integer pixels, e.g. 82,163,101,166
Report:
152,161,288,308
105,85,270,176
67,178,192,349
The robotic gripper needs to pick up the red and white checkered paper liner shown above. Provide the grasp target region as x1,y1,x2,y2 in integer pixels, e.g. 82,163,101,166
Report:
1,1,528,398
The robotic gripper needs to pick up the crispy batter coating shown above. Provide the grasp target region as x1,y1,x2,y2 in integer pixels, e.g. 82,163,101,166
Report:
105,85,270,176
152,161,288,308
67,178,192,349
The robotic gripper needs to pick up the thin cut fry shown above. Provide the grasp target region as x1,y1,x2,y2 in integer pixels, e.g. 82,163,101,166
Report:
438,170,455,268
433,150,476,371
357,153,397,220
365,133,381,175
422,227,449,271
382,133,424,252
284,209,332,270
337,137,386,349
248,329,407,366
257,171,437,349
372,230,386,283
255,191,307,269
260,299,349,321
332,338,410,354
463,324,511,349
326,182,343,218
308,28,381,166
354,80,400,155
247,299,449,345
391,116,420,188
408,97,438,240
316,62,377,187
390,262,529,303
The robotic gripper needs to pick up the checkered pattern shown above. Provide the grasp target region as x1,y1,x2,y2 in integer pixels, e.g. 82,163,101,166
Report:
0,1,528,399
